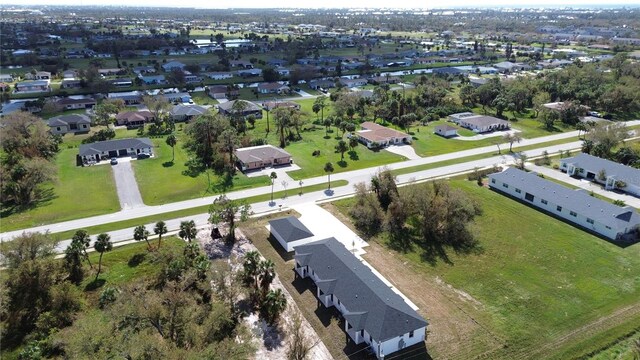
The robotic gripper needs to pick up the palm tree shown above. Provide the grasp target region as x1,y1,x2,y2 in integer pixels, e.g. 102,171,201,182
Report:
349,137,359,151
324,162,334,190
576,122,587,139
154,221,168,249
178,220,197,242
94,233,113,281
133,225,152,250
71,229,92,268
314,95,327,123
270,171,278,202
263,288,287,325
242,250,261,285
335,140,348,161
165,134,177,162
220,128,239,170
258,259,276,297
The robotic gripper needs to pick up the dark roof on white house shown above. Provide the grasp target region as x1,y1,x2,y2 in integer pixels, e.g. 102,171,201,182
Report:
561,153,640,188
489,167,640,231
269,216,314,243
48,114,91,127
79,138,153,157
295,238,427,342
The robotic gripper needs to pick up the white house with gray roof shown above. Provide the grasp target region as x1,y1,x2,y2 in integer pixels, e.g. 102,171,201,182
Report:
268,216,314,251
448,112,509,133
79,138,153,164
48,114,91,134
560,153,640,196
295,238,428,359
489,167,640,241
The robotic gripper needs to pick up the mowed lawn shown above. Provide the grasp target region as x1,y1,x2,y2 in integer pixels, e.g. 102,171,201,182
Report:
131,132,271,205
331,179,640,359
2,148,120,232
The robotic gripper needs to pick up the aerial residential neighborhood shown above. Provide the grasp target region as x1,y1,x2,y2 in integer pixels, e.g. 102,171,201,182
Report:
1,4,640,360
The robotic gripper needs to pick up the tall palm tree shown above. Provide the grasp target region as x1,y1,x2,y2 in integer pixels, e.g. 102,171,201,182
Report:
165,134,177,162
133,225,152,250
349,137,359,151
270,172,278,202
324,162,334,190
178,220,198,242
335,140,348,161
94,233,113,281
154,221,168,249
220,128,239,170
71,229,93,268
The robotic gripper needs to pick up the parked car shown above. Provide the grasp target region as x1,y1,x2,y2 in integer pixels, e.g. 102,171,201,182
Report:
110,157,118,165
137,153,150,159
589,111,602,118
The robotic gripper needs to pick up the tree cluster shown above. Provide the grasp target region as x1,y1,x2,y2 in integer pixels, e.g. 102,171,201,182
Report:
0,112,61,208
349,169,482,259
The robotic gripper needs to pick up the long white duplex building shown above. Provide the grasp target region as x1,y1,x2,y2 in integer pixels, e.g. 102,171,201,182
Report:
560,153,640,196
294,238,428,359
489,167,640,241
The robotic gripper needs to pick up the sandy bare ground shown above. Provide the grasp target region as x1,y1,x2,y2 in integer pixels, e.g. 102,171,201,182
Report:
197,225,332,360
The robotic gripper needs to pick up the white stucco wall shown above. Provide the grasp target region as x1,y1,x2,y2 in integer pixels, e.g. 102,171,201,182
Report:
489,177,622,239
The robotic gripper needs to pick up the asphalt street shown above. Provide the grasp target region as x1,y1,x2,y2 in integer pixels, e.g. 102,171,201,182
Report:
2,121,639,248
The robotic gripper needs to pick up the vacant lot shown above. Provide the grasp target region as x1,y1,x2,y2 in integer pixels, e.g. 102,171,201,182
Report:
326,179,640,360
131,131,271,205
2,148,120,232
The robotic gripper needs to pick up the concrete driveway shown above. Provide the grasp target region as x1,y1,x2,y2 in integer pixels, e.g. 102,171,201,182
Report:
291,203,368,254
111,160,145,210
385,144,421,160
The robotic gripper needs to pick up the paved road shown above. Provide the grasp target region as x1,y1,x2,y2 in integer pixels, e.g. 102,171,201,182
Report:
111,161,145,210
3,121,639,245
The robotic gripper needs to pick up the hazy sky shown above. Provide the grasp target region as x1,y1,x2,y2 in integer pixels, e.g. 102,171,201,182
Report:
2,0,638,8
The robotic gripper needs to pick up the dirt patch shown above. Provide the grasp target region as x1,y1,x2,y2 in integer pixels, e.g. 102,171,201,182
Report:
361,243,504,360
320,202,504,360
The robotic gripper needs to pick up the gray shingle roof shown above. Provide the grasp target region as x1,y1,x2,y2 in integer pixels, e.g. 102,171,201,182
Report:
48,114,91,127
170,104,208,117
217,100,262,112
269,216,314,243
562,153,640,188
294,238,427,342
489,167,640,230
79,138,153,157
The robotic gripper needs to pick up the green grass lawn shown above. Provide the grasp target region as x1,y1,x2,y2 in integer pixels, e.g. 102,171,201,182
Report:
83,236,185,289
331,179,640,359
131,132,272,205
190,91,218,106
1,148,120,232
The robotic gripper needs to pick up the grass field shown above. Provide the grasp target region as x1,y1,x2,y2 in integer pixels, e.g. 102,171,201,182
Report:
131,131,272,205
326,179,640,360
1,148,120,232
83,236,185,289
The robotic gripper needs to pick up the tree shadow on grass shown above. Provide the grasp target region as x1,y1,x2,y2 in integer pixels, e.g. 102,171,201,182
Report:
348,150,359,161
128,253,146,267
209,171,235,194
84,278,106,291
0,187,57,219
337,160,347,168
162,161,174,167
